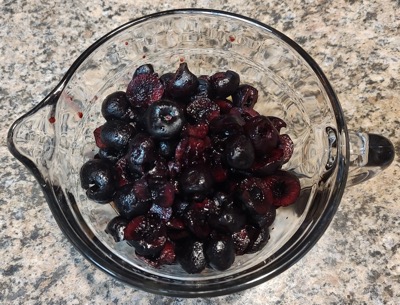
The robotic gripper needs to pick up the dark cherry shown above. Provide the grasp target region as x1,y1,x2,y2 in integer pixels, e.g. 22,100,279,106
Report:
149,181,175,208
179,166,214,201
215,99,233,114
182,123,209,139
225,135,255,170
158,140,178,158
80,159,116,203
114,181,152,219
159,72,174,94
186,97,220,124
267,116,287,132
149,204,173,221
124,213,167,256
208,205,246,233
100,120,136,150
105,216,129,242
244,116,279,156
125,133,156,174
192,75,214,98
250,206,276,228
176,238,206,274
133,64,154,77
168,62,199,99
246,226,270,254
205,234,235,271
210,70,240,98
98,147,126,163
232,228,251,255
158,240,177,265
93,125,107,149
262,170,301,207
126,73,164,107
251,148,284,176
232,84,258,109
101,91,134,121
279,134,294,164
209,114,244,152
146,159,170,181
144,99,185,140
238,177,273,215
184,201,211,239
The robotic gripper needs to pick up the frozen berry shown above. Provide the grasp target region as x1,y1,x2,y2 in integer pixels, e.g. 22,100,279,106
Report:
168,62,199,99
105,216,129,242
193,75,213,98
126,73,164,107
205,234,235,271
225,135,255,170
149,181,175,208
98,147,125,163
232,228,251,255
133,64,154,77
208,205,246,233
246,226,270,254
100,120,136,150
186,97,220,123
279,134,294,164
184,201,211,239
144,99,185,140
179,166,214,200
210,70,240,98
124,213,167,256
238,177,273,215
232,84,258,108
176,238,206,274
125,133,156,174
251,148,284,176
101,91,134,121
244,116,279,156
114,181,152,219
267,116,287,132
262,171,301,207
158,140,178,158
80,159,116,203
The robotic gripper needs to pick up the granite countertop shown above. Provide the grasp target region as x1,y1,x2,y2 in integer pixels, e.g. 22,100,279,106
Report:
1,1,399,304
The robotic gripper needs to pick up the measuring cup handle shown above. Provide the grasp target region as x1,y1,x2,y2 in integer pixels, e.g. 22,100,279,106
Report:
347,131,395,186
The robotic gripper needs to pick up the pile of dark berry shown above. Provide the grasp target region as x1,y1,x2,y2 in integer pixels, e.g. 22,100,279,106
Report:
80,63,300,273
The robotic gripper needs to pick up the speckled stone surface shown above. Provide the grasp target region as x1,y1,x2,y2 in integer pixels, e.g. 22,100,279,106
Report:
1,1,399,304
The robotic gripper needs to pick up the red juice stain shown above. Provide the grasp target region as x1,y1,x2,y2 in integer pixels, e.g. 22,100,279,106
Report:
77,111,83,119
49,117,56,124
142,55,146,59
179,57,185,63
229,35,236,42
125,41,129,46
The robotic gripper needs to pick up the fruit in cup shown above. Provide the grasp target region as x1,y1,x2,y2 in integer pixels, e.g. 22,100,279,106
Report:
80,63,300,273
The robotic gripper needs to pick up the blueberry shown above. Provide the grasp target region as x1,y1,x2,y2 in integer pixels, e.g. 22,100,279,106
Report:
105,216,129,242
143,99,185,140
100,120,136,150
114,182,152,219
168,62,199,99
101,91,134,121
210,70,240,98
205,235,235,271
80,159,116,203
225,135,255,170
